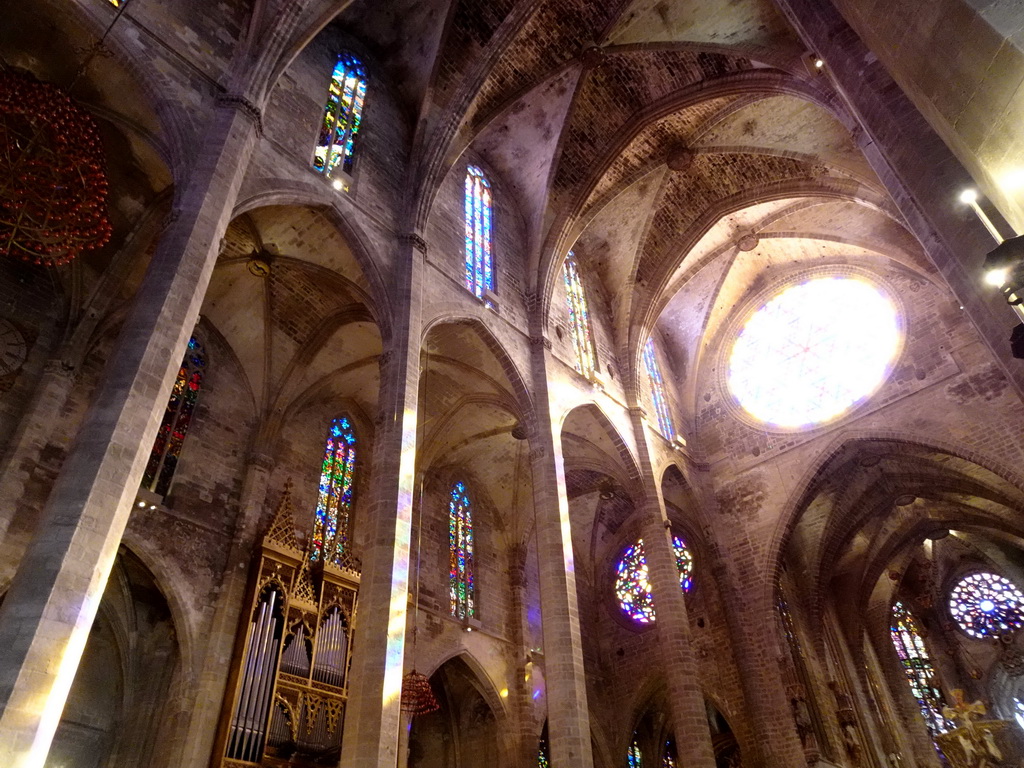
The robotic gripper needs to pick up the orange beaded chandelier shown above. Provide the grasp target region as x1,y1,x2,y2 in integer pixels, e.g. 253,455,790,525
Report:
0,69,112,266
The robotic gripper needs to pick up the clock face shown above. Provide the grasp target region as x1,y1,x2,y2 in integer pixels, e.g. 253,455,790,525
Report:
0,320,27,376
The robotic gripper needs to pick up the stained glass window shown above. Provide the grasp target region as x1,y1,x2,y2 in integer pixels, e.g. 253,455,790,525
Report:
728,277,900,428
949,572,1024,638
563,252,596,378
143,335,206,496
313,53,367,176
890,601,947,736
538,732,550,767
465,165,494,301
310,417,357,563
662,740,678,768
615,536,693,623
1015,698,1024,730
643,339,675,438
450,481,475,619
108,0,126,6
628,737,643,768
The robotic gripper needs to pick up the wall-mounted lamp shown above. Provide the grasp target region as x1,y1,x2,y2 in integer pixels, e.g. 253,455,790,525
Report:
967,189,1024,357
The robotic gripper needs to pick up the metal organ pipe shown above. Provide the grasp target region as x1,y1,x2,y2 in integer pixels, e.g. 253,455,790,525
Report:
251,602,280,761
228,599,267,758
240,593,273,760
228,589,282,763
313,609,347,687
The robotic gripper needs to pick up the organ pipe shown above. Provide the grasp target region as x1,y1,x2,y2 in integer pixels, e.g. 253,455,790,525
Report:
214,488,359,767
227,586,283,762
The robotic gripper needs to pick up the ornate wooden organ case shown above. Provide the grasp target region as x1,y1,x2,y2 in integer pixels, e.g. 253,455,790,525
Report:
213,490,360,767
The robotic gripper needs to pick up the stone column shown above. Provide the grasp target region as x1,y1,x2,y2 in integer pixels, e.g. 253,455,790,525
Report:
338,234,424,768
689,472,806,768
527,337,594,768
708,551,806,767
508,542,538,768
769,0,1024,396
865,606,941,768
0,359,76,551
174,452,275,768
0,95,263,768
628,408,716,768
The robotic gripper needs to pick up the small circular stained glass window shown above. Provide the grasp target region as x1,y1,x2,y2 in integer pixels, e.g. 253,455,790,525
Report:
728,277,900,428
615,536,693,623
949,572,1024,639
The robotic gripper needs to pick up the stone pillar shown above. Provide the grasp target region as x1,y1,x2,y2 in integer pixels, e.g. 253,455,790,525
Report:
0,359,76,551
175,452,275,768
508,542,538,768
338,234,424,768
865,606,941,768
769,0,1024,396
628,408,716,768
708,551,806,767
0,95,263,768
689,472,806,768
527,337,594,768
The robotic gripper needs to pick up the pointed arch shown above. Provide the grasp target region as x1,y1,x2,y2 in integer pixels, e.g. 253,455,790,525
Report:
311,416,357,563
465,165,495,300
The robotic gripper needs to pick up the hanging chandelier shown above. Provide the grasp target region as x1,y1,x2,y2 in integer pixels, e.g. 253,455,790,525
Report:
0,69,112,266
400,670,440,716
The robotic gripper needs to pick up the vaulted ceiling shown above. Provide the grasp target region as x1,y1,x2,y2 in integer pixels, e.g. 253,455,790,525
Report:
336,0,931,421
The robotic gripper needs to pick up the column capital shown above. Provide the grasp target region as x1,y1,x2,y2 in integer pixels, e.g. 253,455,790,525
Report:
42,359,75,380
400,233,428,254
246,452,275,472
216,93,264,136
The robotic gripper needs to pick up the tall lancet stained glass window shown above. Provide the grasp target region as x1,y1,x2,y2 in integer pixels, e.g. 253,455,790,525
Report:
891,601,947,735
311,417,357,563
644,339,675,438
143,336,206,496
563,252,596,378
628,737,643,768
662,740,679,768
464,165,494,300
313,53,367,176
450,481,475,619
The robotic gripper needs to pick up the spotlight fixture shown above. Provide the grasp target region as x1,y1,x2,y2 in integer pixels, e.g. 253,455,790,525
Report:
983,235,1024,292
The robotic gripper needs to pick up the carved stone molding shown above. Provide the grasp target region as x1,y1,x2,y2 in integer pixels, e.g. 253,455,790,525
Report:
217,93,264,136
400,233,428,254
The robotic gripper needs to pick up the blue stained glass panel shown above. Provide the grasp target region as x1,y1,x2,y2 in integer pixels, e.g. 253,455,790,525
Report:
464,165,494,300
450,481,475,619
313,53,367,176
643,339,675,438
311,417,357,563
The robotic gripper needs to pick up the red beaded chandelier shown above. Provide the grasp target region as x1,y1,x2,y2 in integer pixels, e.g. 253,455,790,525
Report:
400,670,440,716
0,69,112,266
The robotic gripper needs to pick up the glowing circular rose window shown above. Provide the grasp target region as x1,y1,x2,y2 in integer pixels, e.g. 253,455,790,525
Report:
949,572,1024,639
615,536,693,624
728,277,900,428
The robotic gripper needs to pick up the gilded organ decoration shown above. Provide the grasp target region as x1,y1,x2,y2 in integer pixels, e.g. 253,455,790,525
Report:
215,487,359,767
